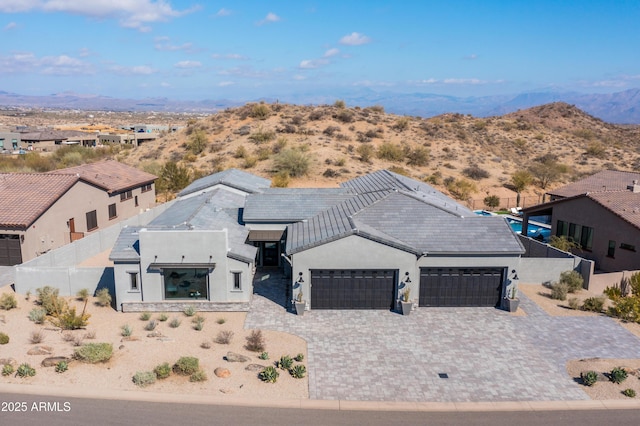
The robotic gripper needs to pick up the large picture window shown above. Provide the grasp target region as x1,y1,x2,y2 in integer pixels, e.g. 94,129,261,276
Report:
163,268,209,300
86,210,98,231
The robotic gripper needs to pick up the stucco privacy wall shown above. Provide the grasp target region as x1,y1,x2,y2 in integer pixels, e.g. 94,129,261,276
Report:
14,202,173,295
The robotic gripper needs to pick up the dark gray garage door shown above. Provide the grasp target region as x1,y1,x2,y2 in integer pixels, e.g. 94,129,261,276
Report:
0,234,22,266
311,270,396,309
419,268,504,307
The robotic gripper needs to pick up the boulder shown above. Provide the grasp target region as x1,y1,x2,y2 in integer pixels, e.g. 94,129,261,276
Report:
224,352,249,363
245,363,267,372
147,331,163,338
219,388,233,394
214,367,231,378
121,336,140,342
0,358,17,367
27,345,53,355
41,356,71,367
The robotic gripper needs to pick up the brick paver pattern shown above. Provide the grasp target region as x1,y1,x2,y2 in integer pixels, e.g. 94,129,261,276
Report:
246,271,640,402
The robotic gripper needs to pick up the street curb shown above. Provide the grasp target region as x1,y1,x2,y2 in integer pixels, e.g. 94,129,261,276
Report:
2,383,640,411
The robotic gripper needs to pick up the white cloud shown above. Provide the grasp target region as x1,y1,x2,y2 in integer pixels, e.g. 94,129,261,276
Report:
3,22,18,31
420,78,438,84
323,48,339,58
0,0,199,31
155,41,195,52
443,78,486,84
299,58,329,69
40,54,94,75
212,53,248,60
109,64,155,75
174,60,202,69
78,47,91,57
293,74,306,81
257,12,281,25
160,81,171,87
215,8,231,17
464,54,478,60
339,32,371,46
218,81,234,87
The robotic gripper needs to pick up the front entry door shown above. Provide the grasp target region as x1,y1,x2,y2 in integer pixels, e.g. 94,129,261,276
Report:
262,242,279,266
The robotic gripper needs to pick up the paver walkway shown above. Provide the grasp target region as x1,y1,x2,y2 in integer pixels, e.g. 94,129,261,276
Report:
246,271,640,402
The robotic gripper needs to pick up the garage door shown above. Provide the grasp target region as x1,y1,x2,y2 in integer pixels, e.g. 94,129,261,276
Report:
0,234,22,266
311,270,396,309
419,268,504,307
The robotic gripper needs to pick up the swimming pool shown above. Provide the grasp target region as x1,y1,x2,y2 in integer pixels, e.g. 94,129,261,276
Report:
506,217,551,241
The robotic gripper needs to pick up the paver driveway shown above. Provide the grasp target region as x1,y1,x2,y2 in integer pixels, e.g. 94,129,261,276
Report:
246,271,640,402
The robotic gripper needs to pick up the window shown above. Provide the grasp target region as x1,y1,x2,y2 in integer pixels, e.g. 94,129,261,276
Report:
579,226,593,251
620,243,636,252
135,195,139,207
608,240,616,257
232,272,242,290
86,210,98,231
163,268,208,300
556,220,568,237
120,190,133,201
108,203,117,220
141,183,152,193
556,221,593,250
129,272,139,291
0,139,4,149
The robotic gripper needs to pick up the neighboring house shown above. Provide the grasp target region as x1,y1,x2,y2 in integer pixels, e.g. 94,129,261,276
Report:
522,170,640,272
18,129,98,151
109,169,524,312
0,132,21,152
0,160,156,266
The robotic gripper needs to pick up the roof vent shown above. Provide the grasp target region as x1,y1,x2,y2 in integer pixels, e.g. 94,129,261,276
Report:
627,180,640,193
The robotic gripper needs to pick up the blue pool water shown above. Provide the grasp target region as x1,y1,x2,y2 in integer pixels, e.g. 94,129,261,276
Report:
506,218,551,241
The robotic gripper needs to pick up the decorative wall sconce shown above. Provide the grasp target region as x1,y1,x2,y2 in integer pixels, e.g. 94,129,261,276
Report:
403,271,411,284
296,272,304,284
511,269,519,280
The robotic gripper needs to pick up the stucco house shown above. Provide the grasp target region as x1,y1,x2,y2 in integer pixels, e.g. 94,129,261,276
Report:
0,160,156,266
109,168,524,312
522,170,640,272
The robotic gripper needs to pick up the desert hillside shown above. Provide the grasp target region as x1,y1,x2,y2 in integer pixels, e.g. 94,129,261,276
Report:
116,101,640,208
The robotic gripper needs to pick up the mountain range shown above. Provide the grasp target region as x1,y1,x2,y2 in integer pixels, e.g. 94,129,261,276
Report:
1,88,639,124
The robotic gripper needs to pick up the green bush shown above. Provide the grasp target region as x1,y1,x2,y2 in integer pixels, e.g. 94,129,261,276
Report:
158,314,169,322
121,324,132,337
607,296,640,322
483,195,500,209
50,305,90,330
189,370,207,382
183,306,196,317
245,330,266,352
581,296,605,312
144,320,157,331
95,288,112,307
140,312,151,321
259,366,279,383
173,357,199,376
0,332,9,344
294,353,304,362
216,317,226,325
16,363,36,378
249,128,276,144
259,352,269,360
55,361,68,373
2,364,14,376
289,364,306,379
29,307,47,324
609,367,628,384
169,318,181,328
550,282,569,301
154,363,172,379
133,371,157,388
581,370,598,386
623,388,636,398
272,149,310,178
250,103,271,120
277,355,293,370
76,288,90,302
0,293,17,310
559,270,584,293
215,330,234,344
74,343,113,363
36,286,63,315
376,142,405,162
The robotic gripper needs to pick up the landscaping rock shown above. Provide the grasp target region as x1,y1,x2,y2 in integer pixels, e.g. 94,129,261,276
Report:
224,352,249,363
41,356,71,367
219,388,233,394
214,367,231,378
147,331,163,338
0,358,17,367
121,336,140,342
245,363,266,372
27,345,53,355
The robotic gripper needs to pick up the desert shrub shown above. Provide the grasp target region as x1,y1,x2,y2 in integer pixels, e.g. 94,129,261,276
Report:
187,129,208,155
323,125,341,136
585,142,607,158
154,362,172,379
29,308,47,324
462,165,490,180
133,371,157,388
169,318,181,328
140,312,151,321
255,146,271,161
173,357,199,376
483,195,500,209
95,288,112,307
215,330,234,344
581,370,598,386
216,317,226,324
568,297,580,310
272,149,310,177
36,286,63,315
392,117,410,131
30,330,45,344
0,332,9,344
242,156,257,169
0,293,17,310
549,235,579,252
277,355,293,370
144,320,157,331
72,335,84,347
183,306,196,317
335,109,354,123
192,316,205,331
62,332,75,342
294,353,304,362
259,366,279,383
121,324,132,337
2,364,14,376
76,288,90,302
259,352,269,360
158,314,169,322
250,103,271,120
609,367,628,384
84,330,96,339
16,363,36,378
376,142,404,162
406,146,430,166
445,178,477,200
189,370,207,382
55,361,68,373
271,171,290,188
200,341,211,349
581,296,605,312
289,364,306,379
249,128,276,144
559,270,584,293
50,303,90,330
234,145,247,158
550,282,569,301
623,388,636,398
74,343,113,363
356,144,375,163
245,329,266,352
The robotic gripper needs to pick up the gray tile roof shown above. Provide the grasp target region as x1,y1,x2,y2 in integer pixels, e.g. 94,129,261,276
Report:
548,170,640,198
178,168,271,197
109,226,142,261
243,188,356,222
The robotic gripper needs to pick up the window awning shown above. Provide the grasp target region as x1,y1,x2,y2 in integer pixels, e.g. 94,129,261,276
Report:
149,263,216,269
248,230,284,242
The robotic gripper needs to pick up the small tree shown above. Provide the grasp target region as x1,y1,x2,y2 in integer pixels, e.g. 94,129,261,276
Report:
511,170,533,207
272,149,310,178
483,195,500,210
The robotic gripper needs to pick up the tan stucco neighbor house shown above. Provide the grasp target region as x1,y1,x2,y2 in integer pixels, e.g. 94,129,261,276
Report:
0,160,156,266
522,170,640,272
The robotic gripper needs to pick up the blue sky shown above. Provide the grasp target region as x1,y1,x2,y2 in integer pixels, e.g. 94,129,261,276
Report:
1,0,639,101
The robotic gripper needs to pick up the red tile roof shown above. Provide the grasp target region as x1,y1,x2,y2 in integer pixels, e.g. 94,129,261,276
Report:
0,173,79,228
588,191,640,230
48,160,156,194
548,170,640,198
